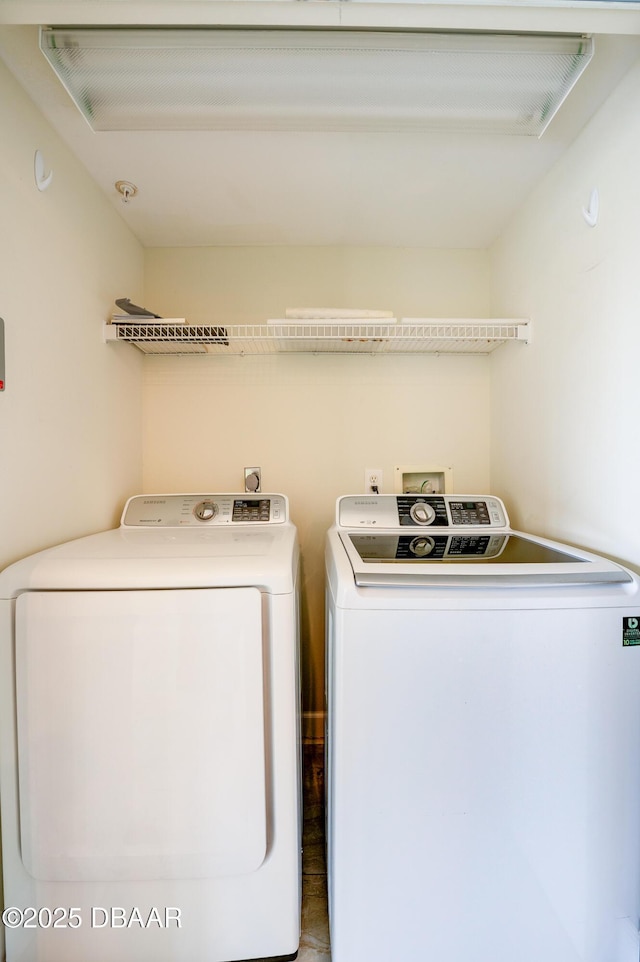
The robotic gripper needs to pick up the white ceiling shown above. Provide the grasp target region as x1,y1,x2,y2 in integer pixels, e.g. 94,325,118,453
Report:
1,5,640,249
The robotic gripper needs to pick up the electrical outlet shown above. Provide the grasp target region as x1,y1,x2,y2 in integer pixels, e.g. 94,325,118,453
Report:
364,468,383,494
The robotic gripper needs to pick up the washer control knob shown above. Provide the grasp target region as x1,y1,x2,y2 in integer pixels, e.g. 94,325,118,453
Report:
193,500,218,522
409,501,436,525
409,536,436,557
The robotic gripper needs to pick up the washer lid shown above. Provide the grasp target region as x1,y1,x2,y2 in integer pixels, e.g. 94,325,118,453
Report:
338,530,633,587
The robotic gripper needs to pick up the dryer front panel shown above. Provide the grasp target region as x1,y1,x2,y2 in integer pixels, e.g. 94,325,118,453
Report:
15,587,267,881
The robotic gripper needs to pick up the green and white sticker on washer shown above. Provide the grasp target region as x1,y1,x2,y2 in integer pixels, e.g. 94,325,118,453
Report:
622,617,640,647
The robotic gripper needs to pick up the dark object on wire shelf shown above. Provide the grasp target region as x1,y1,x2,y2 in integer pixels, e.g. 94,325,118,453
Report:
115,298,162,319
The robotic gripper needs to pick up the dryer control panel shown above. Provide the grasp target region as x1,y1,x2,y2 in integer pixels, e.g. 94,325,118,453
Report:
121,493,288,526
337,494,509,529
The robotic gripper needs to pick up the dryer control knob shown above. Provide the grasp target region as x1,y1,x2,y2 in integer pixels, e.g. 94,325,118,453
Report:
409,501,436,525
409,536,435,557
194,500,218,522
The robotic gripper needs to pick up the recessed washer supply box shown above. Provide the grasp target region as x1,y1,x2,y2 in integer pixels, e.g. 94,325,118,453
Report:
394,465,453,494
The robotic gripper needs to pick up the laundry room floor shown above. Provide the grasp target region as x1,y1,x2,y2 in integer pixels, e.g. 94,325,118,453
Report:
299,742,330,961
254,741,330,962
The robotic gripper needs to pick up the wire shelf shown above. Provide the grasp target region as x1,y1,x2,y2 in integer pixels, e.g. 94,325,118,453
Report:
104,320,530,356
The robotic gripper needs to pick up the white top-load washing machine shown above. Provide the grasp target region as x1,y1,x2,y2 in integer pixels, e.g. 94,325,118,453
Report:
0,493,300,962
326,494,640,962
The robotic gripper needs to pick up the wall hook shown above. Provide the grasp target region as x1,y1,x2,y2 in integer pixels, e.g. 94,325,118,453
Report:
34,150,53,191
582,187,599,228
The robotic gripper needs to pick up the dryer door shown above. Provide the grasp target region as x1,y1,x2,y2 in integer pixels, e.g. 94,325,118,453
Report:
15,587,267,881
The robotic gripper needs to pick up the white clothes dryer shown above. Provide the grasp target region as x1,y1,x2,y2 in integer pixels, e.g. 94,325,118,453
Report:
0,493,301,962
326,494,640,962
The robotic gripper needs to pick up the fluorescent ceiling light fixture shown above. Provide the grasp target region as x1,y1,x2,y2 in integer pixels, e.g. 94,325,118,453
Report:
39,27,593,137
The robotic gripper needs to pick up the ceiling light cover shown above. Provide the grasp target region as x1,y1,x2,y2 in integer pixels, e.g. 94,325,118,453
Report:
39,27,593,137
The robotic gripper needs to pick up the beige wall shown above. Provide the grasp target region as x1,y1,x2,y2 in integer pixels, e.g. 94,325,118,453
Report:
490,56,640,569
0,59,144,569
9,26,638,740
143,246,493,726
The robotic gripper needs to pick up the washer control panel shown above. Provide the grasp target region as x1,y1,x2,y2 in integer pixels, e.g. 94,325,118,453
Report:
337,494,509,529
122,493,288,526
